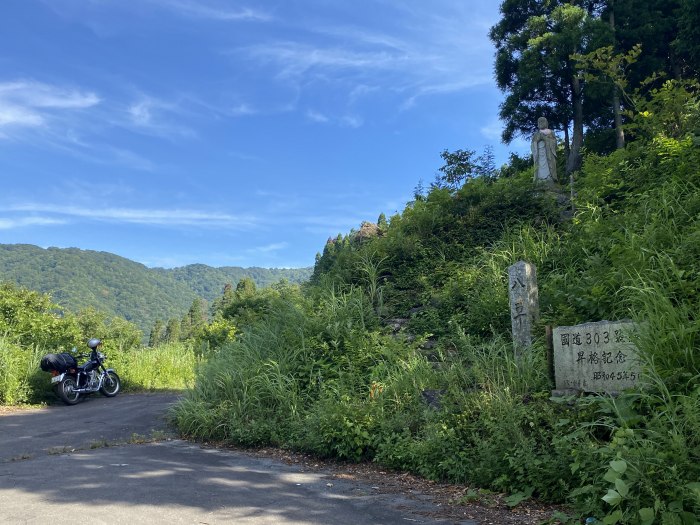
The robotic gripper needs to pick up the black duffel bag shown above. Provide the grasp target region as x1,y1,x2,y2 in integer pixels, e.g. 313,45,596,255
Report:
40,353,77,373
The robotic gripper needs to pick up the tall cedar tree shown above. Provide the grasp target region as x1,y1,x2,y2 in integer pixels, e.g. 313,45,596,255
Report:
490,0,611,174
491,0,700,167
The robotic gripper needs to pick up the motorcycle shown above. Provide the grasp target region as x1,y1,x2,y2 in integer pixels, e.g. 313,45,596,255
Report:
40,338,121,405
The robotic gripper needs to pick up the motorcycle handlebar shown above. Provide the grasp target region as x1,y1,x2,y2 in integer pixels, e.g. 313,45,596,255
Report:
72,350,106,362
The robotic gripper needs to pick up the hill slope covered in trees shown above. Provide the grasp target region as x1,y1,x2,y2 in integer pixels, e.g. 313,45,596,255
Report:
0,244,311,334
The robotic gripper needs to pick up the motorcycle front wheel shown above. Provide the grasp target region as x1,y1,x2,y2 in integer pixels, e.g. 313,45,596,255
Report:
59,376,81,405
100,371,121,397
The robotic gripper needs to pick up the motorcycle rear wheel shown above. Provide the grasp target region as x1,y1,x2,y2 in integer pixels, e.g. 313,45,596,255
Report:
100,371,120,397
59,377,80,405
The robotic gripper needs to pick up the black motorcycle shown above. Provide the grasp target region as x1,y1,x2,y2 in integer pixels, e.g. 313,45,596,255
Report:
40,338,121,405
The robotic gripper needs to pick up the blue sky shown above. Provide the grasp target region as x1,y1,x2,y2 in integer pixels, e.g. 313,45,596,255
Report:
0,0,526,269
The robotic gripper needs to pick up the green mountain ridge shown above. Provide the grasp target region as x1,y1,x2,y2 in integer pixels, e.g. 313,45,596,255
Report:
0,244,312,335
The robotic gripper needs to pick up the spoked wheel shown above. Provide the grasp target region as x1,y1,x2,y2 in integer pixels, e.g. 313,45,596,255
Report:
59,377,81,405
99,371,121,397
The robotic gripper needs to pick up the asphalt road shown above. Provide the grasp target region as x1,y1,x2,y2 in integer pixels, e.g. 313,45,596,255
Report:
0,393,473,524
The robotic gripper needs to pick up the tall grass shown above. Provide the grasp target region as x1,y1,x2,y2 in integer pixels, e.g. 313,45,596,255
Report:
580,270,700,523
172,297,311,445
111,342,198,391
0,338,45,404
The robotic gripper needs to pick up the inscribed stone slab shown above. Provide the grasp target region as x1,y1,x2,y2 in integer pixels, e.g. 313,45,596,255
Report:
553,320,640,393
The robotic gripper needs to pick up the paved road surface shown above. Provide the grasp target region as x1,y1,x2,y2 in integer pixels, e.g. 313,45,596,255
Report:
0,394,473,524
0,393,178,461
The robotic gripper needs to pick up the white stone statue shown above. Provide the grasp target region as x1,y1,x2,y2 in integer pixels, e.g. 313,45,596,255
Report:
531,117,558,183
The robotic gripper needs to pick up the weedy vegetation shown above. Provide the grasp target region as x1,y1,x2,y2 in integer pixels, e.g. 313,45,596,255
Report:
172,81,700,524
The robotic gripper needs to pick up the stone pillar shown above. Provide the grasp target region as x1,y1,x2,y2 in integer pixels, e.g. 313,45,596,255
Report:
508,261,539,353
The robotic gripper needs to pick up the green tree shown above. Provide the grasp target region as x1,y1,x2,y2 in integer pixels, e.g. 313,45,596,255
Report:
181,298,207,340
105,316,142,352
436,146,498,188
75,307,108,342
437,149,479,188
491,1,610,173
604,0,688,82
189,298,207,327
235,277,257,300
164,318,181,343
0,282,80,349
149,319,164,347
74,306,141,353
222,283,234,306
210,283,234,318
673,0,700,76
377,213,388,233
180,314,191,341
236,277,257,299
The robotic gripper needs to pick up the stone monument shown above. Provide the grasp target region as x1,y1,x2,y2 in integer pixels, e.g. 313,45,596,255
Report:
531,117,558,183
508,261,539,352
553,320,640,394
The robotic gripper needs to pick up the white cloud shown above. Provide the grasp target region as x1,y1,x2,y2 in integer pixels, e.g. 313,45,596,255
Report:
146,0,271,22
124,96,196,139
128,100,153,126
340,115,363,128
0,105,44,128
229,103,256,116
36,133,158,172
0,80,100,109
306,110,330,123
107,146,158,171
299,214,368,236
480,118,504,142
7,203,260,228
0,216,66,230
240,42,396,80
247,242,289,254
232,2,497,114
305,110,362,128
0,80,171,169
0,80,99,131
228,150,261,161
348,84,379,104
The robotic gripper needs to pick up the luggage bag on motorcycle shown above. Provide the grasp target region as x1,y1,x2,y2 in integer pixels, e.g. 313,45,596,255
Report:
40,353,77,373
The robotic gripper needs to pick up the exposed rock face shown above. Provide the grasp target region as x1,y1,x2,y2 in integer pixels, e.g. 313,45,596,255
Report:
354,221,380,241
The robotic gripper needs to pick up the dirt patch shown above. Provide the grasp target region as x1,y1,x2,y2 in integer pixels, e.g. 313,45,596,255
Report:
0,404,45,415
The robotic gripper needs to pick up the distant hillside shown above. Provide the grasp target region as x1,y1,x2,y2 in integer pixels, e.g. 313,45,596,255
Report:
153,264,312,303
0,244,311,335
